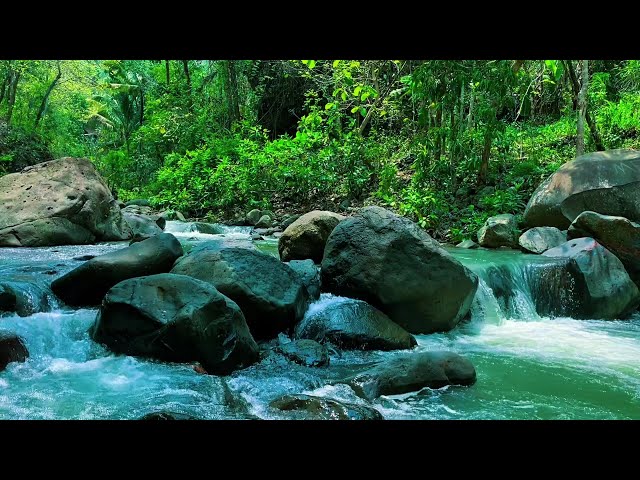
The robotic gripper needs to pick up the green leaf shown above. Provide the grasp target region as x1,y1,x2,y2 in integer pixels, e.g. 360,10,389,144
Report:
325,102,335,110
353,86,362,96
301,60,309,65
341,91,347,101
332,60,340,68
351,106,360,113
308,60,316,69
360,107,367,116
361,92,371,102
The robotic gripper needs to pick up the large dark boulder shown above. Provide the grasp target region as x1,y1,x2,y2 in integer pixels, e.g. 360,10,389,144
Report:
270,394,383,420
294,297,416,351
287,259,321,301
336,351,476,400
542,237,640,319
171,246,309,340
518,226,566,254
0,275,53,316
90,273,259,375
567,211,640,285
0,332,29,371
278,210,344,263
0,157,131,246
51,233,183,306
139,411,198,420
477,214,519,248
321,206,478,334
523,149,640,229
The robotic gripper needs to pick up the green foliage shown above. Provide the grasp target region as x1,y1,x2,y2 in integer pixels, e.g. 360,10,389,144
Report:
3,59,640,244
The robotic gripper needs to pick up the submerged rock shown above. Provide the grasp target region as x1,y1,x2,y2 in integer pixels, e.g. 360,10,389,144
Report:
276,339,329,367
0,157,130,246
321,206,478,334
287,259,321,301
167,221,223,235
51,233,183,306
543,237,640,319
270,394,383,420
518,226,566,254
0,332,29,371
567,211,640,285
337,351,477,400
278,210,344,263
294,297,416,351
0,276,53,316
139,411,199,420
91,273,259,375
523,149,640,229
171,246,308,340
477,214,519,248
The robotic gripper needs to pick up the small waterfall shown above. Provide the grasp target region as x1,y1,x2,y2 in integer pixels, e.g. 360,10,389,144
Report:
450,248,574,324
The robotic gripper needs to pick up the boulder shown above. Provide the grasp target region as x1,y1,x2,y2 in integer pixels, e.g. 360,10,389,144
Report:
254,227,281,236
321,206,478,334
281,214,301,230
255,215,272,229
567,211,640,285
456,239,479,249
543,237,640,319
51,233,183,306
287,259,321,301
0,157,130,246
0,276,53,316
261,210,277,221
122,212,164,238
294,297,416,351
124,199,151,207
278,210,345,263
270,394,383,420
171,246,309,340
276,338,329,367
523,149,640,229
246,209,262,226
518,226,566,254
90,273,259,375
336,351,476,400
477,214,519,248
0,332,29,371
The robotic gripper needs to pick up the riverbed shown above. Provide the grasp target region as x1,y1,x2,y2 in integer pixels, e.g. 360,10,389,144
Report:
1,223,638,419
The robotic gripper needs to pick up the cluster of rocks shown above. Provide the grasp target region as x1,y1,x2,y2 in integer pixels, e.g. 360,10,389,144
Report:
456,149,640,319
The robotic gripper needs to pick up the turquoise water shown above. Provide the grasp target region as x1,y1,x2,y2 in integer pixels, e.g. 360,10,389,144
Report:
0,224,638,419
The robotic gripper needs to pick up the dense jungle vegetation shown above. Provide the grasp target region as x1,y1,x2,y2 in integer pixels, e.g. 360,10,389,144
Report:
1,59,638,242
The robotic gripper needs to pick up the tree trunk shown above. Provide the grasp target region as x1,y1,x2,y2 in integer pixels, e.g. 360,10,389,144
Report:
165,60,170,85
565,60,604,151
224,60,240,127
182,60,193,110
576,60,588,157
478,126,493,184
5,70,20,125
467,87,474,128
434,106,443,164
0,72,7,105
35,61,62,128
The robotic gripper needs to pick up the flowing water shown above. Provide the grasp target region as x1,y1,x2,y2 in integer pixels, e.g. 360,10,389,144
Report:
1,223,638,419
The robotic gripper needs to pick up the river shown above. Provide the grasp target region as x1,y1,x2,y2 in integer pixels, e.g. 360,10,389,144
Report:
1,222,638,419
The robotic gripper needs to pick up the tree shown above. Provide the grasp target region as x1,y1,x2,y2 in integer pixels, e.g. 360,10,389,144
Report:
576,60,588,156
34,61,63,128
